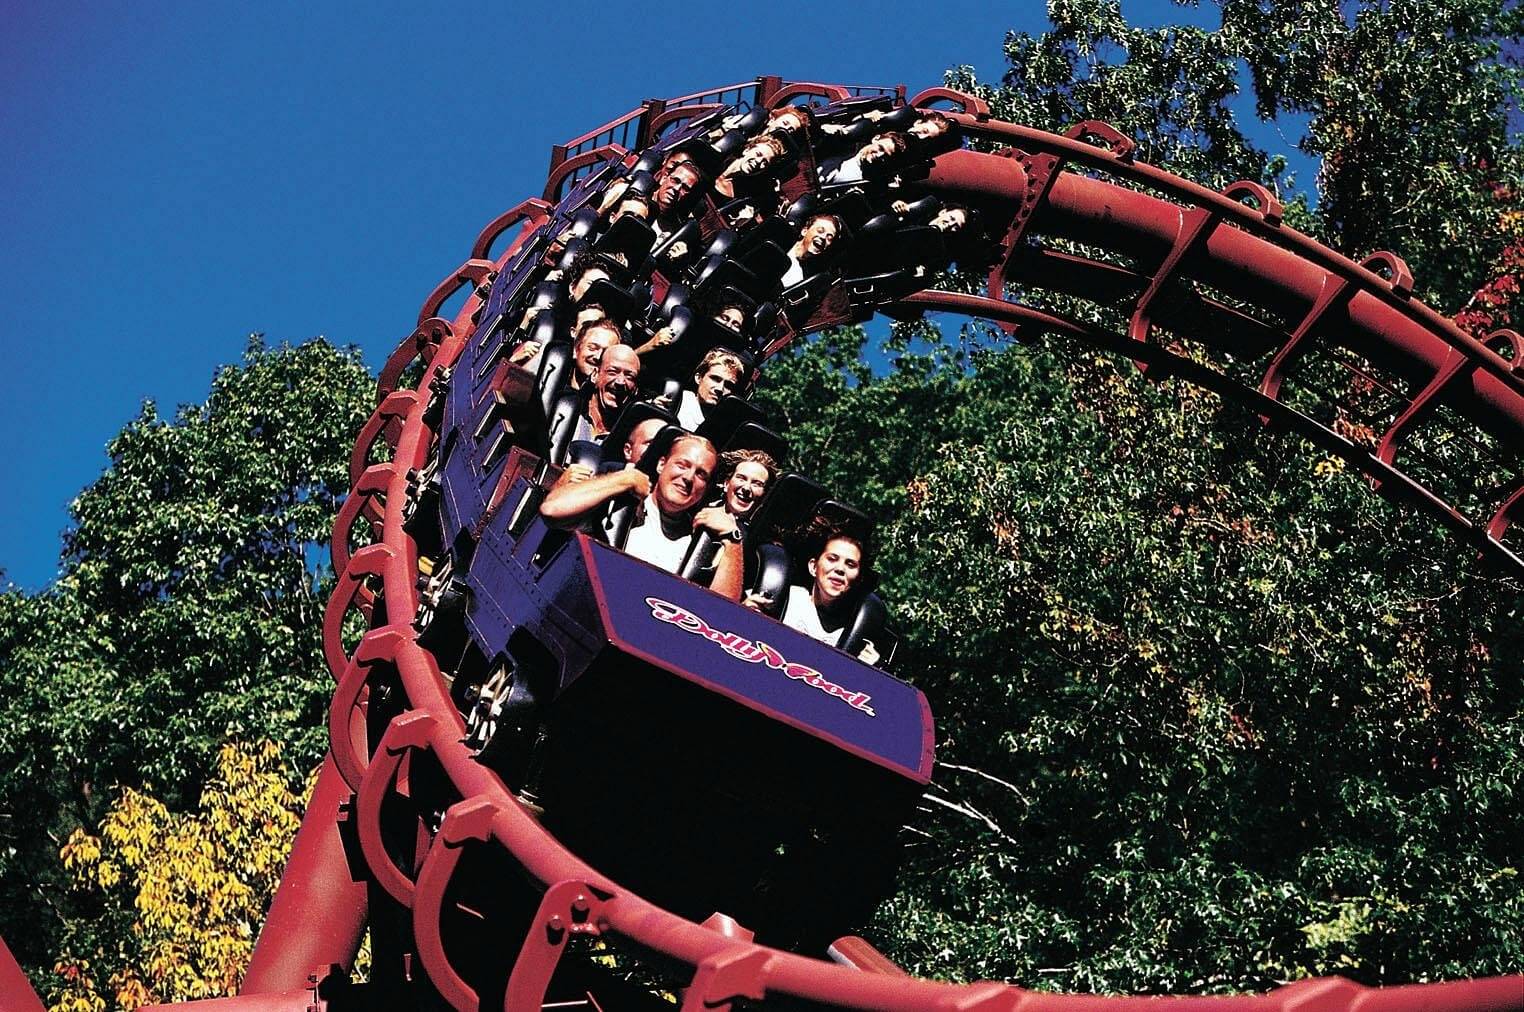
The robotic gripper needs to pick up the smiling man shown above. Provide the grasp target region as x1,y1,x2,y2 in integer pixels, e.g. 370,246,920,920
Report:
672,348,746,430
539,433,745,599
572,343,641,444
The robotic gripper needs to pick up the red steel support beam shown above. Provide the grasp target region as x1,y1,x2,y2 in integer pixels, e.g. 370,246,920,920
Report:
241,756,366,995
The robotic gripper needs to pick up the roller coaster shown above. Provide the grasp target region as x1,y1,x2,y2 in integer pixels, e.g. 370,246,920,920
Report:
5,75,1522,1012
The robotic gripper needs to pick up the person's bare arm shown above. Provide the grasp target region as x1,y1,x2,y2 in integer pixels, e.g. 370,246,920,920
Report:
633,325,678,357
540,468,648,525
546,462,594,494
710,540,745,602
693,507,744,602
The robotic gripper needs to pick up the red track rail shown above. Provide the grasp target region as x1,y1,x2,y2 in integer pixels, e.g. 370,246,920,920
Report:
196,77,1524,1010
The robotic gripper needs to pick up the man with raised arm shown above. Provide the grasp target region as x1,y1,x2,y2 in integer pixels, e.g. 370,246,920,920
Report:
540,433,745,600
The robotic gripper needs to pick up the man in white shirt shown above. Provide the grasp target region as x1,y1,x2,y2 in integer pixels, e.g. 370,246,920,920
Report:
540,434,744,599
819,132,908,185
671,348,745,430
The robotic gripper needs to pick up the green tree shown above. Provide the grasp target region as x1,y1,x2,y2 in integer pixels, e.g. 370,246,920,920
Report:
753,0,1523,990
0,336,373,974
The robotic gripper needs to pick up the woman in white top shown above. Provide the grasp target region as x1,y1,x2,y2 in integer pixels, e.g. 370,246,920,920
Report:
748,531,880,665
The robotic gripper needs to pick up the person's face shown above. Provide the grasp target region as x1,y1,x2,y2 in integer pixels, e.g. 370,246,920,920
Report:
857,136,898,164
653,165,700,212
695,363,740,406
809,537,862,603
770,109,806,134
574,304,608,331
570,266,610,303
930,208,968,233
574,327,617,381
714,306,746,332
736,141,776,175
613,198,650,223
594,346,640,412
623,418,665,465
909,117,949,140
723,460,769,517
654,442,716,513
800,217,838,258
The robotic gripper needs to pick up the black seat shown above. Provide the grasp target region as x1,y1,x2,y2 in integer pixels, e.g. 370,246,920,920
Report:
545,387,587,466
525,280,563,317
580,276,648,325
779,270,835,322
564,438,603,473
732,105,768,135
747,542,792,617
839,592,895,667
601,422,685,548
703,229,739,260
623,169,658,197
695,394,764,449
735,241,791,292
658,282,691,317
711,127,749,160
594,213,657,268
746,472,829,549
650,219,702,275
557,237,592,272
723,421,789,467
567,207,600,240
597,401,680,468
535,342,574,429
636,306,696,381
733,215,796,255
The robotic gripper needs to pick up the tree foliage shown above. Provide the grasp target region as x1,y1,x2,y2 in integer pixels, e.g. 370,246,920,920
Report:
47,741,307,1012
0,337,373,973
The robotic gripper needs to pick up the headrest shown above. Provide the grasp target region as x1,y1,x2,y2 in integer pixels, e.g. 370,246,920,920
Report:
659,282,692,316
733,215,796,254
703,229,739,260
711,127,750,160
723,421,789,469
662,136,724,180
567,207,600,239
624,170,658,197
735,241,792,289
650,219,702,271
594,213,657,267
695,394,764,448
527,280,562,313
813,498,873,544
565,439,603,473
598,401,681,467
890,224,948,266
526,307,562,348
557,236,592,271
636,422,691,476
814,94,895,123
748,472,829,543
734,105,769,135
579,277,646,324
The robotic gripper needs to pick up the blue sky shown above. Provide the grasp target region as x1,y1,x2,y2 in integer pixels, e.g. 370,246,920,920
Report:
0,1,1314,589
